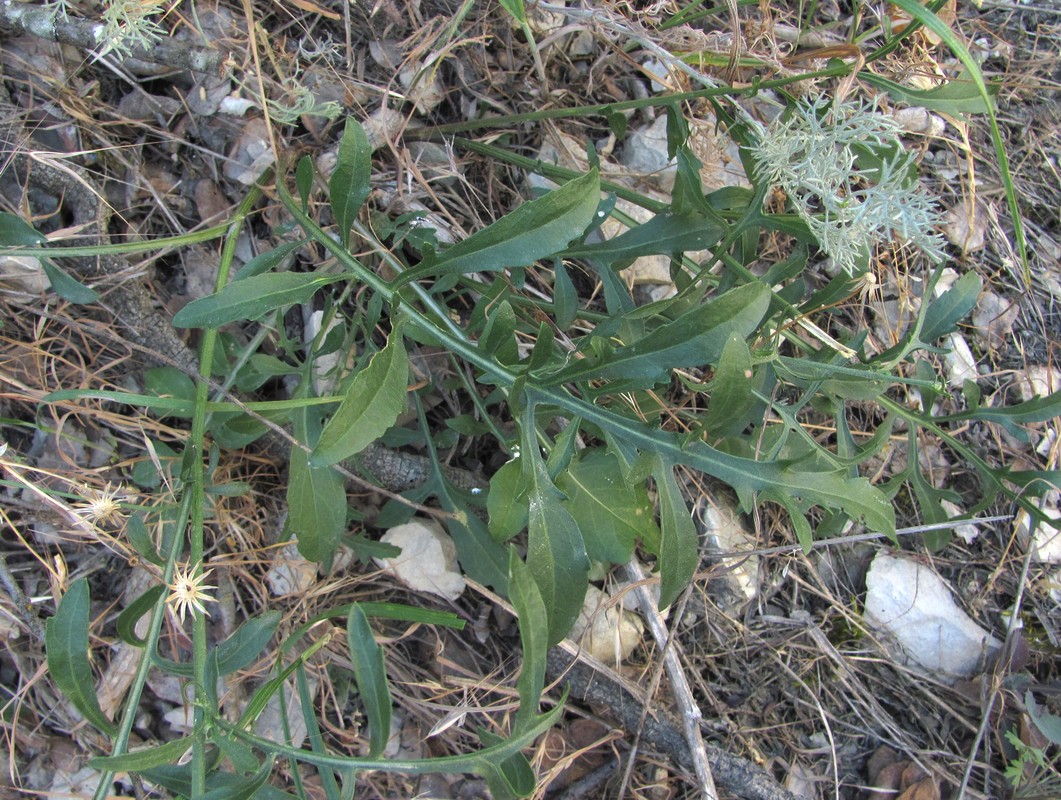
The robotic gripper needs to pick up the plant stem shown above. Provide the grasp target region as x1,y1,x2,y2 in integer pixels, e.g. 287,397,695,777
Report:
185,183,262,796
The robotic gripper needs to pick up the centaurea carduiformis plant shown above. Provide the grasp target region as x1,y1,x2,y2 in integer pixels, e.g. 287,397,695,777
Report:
749,98,948,275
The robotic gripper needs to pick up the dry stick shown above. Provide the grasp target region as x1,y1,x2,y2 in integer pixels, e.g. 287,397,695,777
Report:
545,646,801,800
622,560,719,800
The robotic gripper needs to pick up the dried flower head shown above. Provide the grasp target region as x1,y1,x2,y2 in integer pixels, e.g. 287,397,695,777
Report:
748,98,947,275
73,483,127,528
166,564,218,623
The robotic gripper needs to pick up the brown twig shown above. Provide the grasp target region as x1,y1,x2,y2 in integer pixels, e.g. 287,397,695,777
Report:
546,646,801,800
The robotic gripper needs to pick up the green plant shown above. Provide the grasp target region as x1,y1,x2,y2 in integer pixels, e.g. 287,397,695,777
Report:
3,3,1059,798
1004,730,1061,798
1005,691,1061,796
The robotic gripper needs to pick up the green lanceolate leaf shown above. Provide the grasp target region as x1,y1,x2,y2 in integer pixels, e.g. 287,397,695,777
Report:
115,585,166,647
309,329,409,467
543,282,770,388
126,512,163,566
288,446,348,564
0,211,46,247
1026,691,1061,745
920,270,982,343
487,456,529,542
41,260,99,303
859,71,998,117
91,735,196,771
651,459,698,611
296,155,315,211
213,611,282,677
557,449,658,565
522,409,589,646
509,550,548,733
393,170,601,287
562,210,725,265
330,118,373,246
173,272,344,328
234,239,305,281
347,604,392,759
45,578,117,736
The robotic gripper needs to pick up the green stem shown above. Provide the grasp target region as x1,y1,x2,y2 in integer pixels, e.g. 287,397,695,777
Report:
2,221,232,259
185,183,262,796
91,491,195,800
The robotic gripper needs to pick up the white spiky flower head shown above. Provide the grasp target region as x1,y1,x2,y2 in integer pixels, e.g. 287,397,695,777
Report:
73,482,127,528
166,563,218,623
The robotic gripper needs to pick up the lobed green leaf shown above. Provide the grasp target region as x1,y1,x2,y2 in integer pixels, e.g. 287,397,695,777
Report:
542,281,770,388
287,446,348,564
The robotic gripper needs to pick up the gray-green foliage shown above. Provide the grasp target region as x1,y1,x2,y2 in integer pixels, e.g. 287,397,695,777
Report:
748,97,948,275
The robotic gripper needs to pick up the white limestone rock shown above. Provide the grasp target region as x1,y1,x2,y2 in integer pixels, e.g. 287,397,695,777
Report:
864,553,1001,683
376,519,465,602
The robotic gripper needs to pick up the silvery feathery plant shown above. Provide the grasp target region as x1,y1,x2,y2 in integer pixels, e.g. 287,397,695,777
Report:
45,0,169,57
749,97,949,275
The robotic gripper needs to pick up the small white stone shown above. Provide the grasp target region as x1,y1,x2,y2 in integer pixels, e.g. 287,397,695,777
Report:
864,553,1001,683
1017,365,1060,401
943,332,978,388
218,95,257,116
376,519,465,601
641,58,671,93
943,198,988,254
569,585,643,665
0,255,48,300
621,116,676,191
266,542,317,596
939,500,981,544
892,106,945,137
